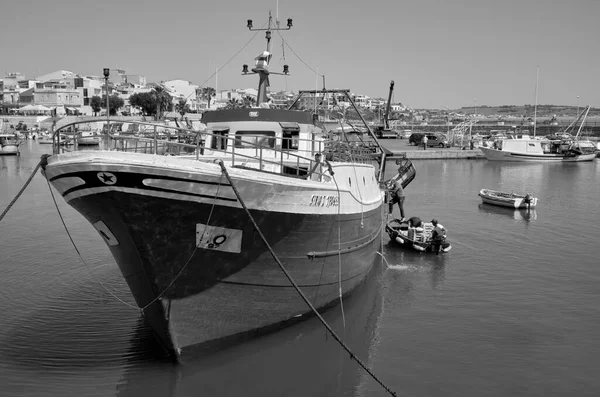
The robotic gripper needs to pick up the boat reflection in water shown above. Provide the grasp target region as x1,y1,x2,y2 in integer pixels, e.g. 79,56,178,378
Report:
116,262,387,397
478,203,537,222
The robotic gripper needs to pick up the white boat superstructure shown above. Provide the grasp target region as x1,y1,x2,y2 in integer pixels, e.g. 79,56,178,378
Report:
0,133,21,155
480,134,596,162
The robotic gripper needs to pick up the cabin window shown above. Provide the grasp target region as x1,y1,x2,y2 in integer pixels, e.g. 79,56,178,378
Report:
210,128,229,150
280,122,300,150
282,129,300,150
234,131,275,148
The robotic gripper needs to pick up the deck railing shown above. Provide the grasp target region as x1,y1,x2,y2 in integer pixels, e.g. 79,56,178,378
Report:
52,119,378,180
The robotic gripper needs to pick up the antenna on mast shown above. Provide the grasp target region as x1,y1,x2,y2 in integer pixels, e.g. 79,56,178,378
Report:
243,13,293,105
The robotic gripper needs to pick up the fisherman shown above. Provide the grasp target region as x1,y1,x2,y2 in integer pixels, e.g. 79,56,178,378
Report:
431,219,447,255
407,216,422,228
387,178,406,221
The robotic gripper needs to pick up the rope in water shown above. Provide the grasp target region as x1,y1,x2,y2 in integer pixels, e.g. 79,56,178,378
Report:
215,159,397,397
0,155,47,223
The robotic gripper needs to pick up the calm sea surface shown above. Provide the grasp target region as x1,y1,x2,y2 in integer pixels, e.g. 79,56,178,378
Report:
1,141,599,397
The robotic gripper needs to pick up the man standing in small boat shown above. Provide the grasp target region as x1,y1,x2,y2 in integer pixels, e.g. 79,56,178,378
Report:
388,178,406,221
431,219,446,255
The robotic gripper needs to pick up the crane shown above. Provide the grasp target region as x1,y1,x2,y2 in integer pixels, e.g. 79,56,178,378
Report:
375,80,397,139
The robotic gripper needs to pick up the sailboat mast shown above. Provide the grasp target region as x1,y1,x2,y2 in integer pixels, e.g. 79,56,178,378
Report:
533,66,539,137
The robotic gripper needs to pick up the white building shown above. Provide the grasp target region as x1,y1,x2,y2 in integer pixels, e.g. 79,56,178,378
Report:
35,70,76,83
162,79,199,112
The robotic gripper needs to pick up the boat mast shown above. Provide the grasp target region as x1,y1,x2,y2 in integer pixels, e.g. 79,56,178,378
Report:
245,13,292,105
533,66,539,137
574,105,591,140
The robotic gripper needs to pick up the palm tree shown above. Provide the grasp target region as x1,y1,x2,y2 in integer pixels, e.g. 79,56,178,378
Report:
242,95,256,108
175,98,190,120
225,99,242,110
198,87,216,108
152,84,173,120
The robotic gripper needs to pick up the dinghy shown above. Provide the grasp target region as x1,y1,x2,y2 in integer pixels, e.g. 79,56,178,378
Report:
478,188,538,209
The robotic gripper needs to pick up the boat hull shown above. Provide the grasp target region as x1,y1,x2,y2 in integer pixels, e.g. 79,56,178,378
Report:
43,152,383,357
385,219,451,253
0,145,20,155
480,147,596,162
77,137,101,146
478,189,538,209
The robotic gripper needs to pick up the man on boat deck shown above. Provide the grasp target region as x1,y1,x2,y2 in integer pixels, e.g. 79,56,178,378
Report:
388,178,405,221
431,219,447,255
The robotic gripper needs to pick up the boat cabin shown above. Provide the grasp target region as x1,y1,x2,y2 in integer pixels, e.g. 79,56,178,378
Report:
201,108,324,174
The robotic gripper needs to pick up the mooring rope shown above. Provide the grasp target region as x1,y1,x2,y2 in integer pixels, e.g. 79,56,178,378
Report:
0,155,46,223
45,176,141,310
215,159,397,397
138,173,224,311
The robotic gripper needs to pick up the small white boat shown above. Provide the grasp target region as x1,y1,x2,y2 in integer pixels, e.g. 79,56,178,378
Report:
478,188,538,209
0,133,22,155
77,131,102,146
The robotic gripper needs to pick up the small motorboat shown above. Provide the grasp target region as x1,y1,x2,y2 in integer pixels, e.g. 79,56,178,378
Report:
385,218,452,254
478,188,538,209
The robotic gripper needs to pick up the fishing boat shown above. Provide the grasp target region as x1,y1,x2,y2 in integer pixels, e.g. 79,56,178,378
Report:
480,91,596,162
77,130,102,146
478,188,537,209
0,133,21,155
385,218,451,253
40,14,410,359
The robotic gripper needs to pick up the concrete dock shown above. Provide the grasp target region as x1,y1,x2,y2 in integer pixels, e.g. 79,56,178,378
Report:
387,148,485,160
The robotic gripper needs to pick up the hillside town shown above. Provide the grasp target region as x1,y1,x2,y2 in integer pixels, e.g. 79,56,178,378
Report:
0,69,409,119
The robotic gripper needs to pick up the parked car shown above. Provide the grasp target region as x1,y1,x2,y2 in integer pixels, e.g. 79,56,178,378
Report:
409,133,450,147
408,132,425,145
424,134,450,148
398,129,412,139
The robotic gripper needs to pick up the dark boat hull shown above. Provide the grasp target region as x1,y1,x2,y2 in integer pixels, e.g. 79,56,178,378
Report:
45,154,383,357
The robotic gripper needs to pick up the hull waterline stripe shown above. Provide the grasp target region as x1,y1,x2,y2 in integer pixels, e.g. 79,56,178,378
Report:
61,184,238,202
219,269,366,288
49,171,231,187
307,228,380,258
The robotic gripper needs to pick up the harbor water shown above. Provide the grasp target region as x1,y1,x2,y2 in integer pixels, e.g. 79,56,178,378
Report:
1,141,599,397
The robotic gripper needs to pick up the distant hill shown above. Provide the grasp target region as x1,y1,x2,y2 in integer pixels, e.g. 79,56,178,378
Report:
456,105,600,118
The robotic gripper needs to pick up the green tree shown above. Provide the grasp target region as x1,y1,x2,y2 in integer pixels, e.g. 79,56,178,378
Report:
100,94,124,115
175,98,190,120
129,92,156,116
152,85,173,120
90,96,102,116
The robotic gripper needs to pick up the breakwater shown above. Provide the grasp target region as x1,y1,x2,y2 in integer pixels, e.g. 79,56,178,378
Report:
399,123,600,136
387,148,485,160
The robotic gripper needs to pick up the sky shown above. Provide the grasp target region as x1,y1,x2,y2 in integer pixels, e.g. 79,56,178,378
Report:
1,0,599,109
